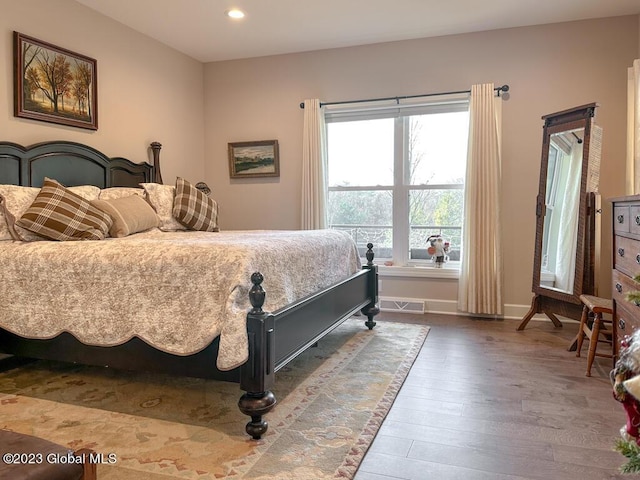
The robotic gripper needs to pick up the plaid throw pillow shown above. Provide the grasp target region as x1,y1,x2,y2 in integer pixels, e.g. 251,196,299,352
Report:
172,177,219,232
16,178,113,241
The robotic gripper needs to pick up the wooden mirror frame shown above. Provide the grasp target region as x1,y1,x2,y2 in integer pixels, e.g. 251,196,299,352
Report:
518,103,600,331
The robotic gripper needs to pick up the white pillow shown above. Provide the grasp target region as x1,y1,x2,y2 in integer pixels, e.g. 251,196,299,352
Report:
140,183,186,232
0,196,14,241
99,187,146,201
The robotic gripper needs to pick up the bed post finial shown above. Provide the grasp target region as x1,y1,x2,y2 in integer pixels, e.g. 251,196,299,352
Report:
365,242,375,266
150,142,163,184
249,272,265,314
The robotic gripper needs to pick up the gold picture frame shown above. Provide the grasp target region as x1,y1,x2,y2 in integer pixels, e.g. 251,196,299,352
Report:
14,32,98,130
228,140,280,178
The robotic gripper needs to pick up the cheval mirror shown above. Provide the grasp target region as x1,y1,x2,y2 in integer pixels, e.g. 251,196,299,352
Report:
518,103,602,332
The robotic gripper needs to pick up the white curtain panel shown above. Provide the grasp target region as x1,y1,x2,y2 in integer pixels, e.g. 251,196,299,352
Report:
457,83,503,315
628,59,640,194
301,99,328,230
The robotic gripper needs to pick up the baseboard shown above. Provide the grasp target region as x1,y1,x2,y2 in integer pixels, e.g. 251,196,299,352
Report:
379,296,576,322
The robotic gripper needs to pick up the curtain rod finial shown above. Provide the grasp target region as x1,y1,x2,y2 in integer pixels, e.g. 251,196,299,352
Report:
496,85,510,97
299,102,305,109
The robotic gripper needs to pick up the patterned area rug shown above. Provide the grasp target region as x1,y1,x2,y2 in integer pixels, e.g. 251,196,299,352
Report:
0,318,428,479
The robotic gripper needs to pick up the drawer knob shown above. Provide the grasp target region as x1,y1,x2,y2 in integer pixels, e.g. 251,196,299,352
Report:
636,254,640,264
619,248,625,257
636,215,640,225
616,283,623,293
619,318,626,330
618,214,625,223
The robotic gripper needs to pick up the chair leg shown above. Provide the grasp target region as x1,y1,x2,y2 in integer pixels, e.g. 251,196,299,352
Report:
586,314,602,377
576,306,588,358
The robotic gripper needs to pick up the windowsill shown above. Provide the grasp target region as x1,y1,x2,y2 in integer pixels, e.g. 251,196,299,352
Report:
378,264,460,279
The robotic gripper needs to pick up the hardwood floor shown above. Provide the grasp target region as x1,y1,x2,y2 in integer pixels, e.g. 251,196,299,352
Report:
355,312,628,480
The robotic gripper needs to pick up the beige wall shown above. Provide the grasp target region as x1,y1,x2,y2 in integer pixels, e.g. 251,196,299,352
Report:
204,16,639,313
0,0,205,184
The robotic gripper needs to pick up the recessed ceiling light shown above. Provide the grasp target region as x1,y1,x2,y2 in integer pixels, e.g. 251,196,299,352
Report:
226,8,245,19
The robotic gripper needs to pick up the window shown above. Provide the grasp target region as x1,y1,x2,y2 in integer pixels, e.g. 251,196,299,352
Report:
326,100,469,267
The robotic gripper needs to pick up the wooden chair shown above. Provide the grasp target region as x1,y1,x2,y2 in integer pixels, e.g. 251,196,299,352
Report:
575,294,613,376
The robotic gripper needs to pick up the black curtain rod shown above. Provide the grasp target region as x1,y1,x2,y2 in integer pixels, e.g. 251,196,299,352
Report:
299,84,509,109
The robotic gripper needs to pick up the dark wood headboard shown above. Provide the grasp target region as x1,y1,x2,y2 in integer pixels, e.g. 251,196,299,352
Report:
0,140,162,188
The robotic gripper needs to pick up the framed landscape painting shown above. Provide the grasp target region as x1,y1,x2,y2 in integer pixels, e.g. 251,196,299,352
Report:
228,140,280,178
229,140,280,178
14,32,98,130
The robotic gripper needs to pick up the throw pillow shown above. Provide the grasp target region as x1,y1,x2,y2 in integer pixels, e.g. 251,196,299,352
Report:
172,177,219,232
0,184,103,241
91,194,159,237
16,178,113,241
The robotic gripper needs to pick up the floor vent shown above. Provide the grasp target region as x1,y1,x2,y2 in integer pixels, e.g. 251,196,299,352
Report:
380,298,425,314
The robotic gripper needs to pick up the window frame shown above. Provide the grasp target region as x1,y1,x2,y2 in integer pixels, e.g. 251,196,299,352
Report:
325,98,470,269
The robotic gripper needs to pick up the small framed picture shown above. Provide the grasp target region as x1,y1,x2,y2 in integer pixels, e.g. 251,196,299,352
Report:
14,32,98,130
228,140,279,178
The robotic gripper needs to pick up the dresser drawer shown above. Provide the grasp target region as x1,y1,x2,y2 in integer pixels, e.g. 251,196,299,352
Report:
631,206,640,236
614,235,640,277
615,299,640,355
612,269,639,306
615,205,631,233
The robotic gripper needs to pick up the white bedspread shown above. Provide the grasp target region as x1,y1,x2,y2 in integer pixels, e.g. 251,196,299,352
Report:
0,229,361,370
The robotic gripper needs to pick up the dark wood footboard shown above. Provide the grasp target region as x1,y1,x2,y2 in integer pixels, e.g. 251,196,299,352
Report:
237,244,379,439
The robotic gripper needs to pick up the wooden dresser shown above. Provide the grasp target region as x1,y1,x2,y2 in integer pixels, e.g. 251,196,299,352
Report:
612,194,640,359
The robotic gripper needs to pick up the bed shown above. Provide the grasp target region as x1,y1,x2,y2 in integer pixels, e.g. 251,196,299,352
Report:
0,140,379,439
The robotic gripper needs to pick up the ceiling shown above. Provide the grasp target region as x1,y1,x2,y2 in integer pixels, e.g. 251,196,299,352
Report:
74,0,640,63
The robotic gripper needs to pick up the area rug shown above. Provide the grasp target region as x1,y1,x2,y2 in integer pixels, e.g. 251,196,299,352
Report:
0,318,429,479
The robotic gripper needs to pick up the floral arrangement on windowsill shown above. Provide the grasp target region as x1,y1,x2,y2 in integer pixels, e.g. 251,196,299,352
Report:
611,275,640,473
